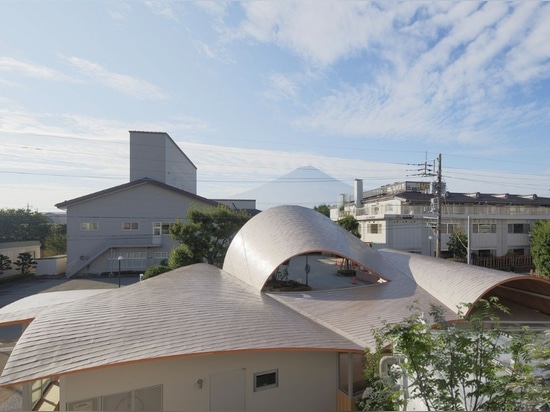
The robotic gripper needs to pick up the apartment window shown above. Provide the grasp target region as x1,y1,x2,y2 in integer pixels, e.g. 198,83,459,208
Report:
254,370,278,392
473,223,496,234
80,222,99,231
153,222,172,236
154,252,168,259
367,223,381,234
507,248,526,256
122,222,139,231
508,223,530,234
441,224,461,234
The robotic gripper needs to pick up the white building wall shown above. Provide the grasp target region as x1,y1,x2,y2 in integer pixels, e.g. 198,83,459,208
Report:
61,351,339,412
65,184,212,276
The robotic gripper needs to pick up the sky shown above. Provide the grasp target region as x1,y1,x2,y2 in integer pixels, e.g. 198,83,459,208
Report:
1,1,550,212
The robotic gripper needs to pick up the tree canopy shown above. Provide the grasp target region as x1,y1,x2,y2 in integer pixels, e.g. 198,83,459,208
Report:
361,298,549,411
0,208,51,246
313,204,331,218
337,215,361,238
531,220,550,279
170,205,251,267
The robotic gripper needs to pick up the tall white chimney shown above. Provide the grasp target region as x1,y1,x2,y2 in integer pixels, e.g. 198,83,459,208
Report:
354,179,363,208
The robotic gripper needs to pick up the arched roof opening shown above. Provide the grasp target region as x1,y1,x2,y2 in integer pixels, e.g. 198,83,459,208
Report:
223,205,391,291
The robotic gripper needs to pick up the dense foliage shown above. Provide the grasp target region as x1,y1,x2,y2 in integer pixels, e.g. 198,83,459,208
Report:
0,208,51,247
14,252,37,275
0,254,12,274
337,215,361,238
313,204,331,217
170,205,251,267
142,264,171,280
43,224,67,256
360,298,549,411
530,220,550,279
446,228,468,259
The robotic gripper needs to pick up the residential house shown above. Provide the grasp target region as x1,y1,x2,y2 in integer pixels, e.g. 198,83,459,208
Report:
1,205,549,411
55,131,256,277
332,180,550,258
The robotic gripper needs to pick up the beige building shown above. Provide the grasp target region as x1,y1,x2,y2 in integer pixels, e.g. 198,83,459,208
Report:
332,180,550,258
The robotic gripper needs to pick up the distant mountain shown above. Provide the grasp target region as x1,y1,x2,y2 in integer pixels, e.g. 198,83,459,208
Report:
231,166,352,211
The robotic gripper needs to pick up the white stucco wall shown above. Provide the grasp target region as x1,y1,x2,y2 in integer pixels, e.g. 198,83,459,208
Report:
61,351,339,412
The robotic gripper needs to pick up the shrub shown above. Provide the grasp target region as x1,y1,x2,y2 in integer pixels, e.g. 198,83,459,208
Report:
142,265,171,280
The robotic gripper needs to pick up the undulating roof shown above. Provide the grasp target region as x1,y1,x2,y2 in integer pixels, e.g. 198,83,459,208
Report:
0,264,362,386
223,205,392,291
2,205,549,387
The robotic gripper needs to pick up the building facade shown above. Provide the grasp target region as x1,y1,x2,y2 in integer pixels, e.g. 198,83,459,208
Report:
332,180,550,258
56,131,255,277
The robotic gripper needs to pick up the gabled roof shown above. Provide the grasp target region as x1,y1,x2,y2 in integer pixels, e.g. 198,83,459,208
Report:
55,178,218,210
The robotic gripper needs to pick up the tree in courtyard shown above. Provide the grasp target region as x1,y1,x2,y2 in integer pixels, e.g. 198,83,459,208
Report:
313,204,331,218
361,298,548,411
337,215,361,238
446,227,468,259
14,252,37,275
530,220,550,279
170,205,251,267
0,254,12,274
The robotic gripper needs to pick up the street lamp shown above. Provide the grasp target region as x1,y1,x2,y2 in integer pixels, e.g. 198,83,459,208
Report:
117,255,124,288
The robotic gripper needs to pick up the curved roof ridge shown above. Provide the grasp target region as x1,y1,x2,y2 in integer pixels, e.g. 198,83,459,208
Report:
223,205,388,291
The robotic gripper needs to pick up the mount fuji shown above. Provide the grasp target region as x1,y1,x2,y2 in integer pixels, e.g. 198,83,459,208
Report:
231,166,352,211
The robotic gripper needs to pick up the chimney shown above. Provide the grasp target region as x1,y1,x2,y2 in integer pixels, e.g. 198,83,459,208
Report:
354,179,363,208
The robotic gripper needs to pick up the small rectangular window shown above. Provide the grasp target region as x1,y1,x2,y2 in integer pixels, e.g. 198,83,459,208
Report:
473,223,496,234
122,222,139,231
254,369,278,392
80,222,99,231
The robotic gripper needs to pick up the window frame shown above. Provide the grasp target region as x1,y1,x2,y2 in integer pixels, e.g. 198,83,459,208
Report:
253,369,278,392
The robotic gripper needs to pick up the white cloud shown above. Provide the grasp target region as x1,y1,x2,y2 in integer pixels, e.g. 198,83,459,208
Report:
62,56,169,100
0,57,69,81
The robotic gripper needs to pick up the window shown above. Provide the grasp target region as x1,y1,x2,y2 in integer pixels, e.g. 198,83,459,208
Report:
508,223,530,234
122,222,139,231
154,252,168,259
80,222,98,231
441,224,461,234
254,370,278,392
153,222,172,235
473,223,496,234
367,223,381,234
67,385,162,411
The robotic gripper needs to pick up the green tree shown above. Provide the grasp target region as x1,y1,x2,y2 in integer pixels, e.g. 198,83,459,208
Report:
14,252,36,275
43,224,67,256
531,220,550,279
368,298,547,411
170,205,251,267
168,243,195,269
0,254,12,274
0,208,51,247
447,227,468,259
337,215,361,238
313,204,331,218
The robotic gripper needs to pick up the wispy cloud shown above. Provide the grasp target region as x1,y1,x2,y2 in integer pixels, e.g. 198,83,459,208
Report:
0,57,70,81
230,2,550,149
62,56,169,100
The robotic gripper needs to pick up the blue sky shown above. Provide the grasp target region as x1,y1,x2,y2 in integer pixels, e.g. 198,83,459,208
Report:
1,1,549,212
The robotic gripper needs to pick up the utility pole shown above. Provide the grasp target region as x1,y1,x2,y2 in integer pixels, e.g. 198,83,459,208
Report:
415,154,443,258
435,153,442,258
